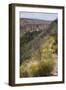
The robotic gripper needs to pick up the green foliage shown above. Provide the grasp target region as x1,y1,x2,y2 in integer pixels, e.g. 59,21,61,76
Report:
29,63,39,77
20,32,33,64
20,46,32,64
20,31,42,47
39,59,55,76
20,32,32,47
38,36,56,76
20,64,28,77
20,35,57,77
50,19,58,53
20,31,42,64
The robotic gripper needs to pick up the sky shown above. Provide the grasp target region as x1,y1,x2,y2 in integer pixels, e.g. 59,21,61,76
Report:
20,12,58,21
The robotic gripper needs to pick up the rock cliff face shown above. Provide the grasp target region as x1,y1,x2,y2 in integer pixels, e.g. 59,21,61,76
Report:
20,18,51,37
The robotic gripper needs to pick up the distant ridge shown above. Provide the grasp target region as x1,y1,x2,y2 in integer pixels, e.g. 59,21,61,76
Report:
20,18,51,25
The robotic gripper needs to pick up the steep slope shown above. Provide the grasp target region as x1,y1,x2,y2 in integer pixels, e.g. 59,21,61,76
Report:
20,19,58,77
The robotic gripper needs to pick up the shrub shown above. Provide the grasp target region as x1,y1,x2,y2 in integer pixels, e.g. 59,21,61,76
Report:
20,64,28,77
20,34,57,77
39,59,55,76
38,36,56,76
29,63,39,77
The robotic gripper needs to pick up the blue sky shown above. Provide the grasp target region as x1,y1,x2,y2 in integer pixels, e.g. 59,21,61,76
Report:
20,12,58,21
